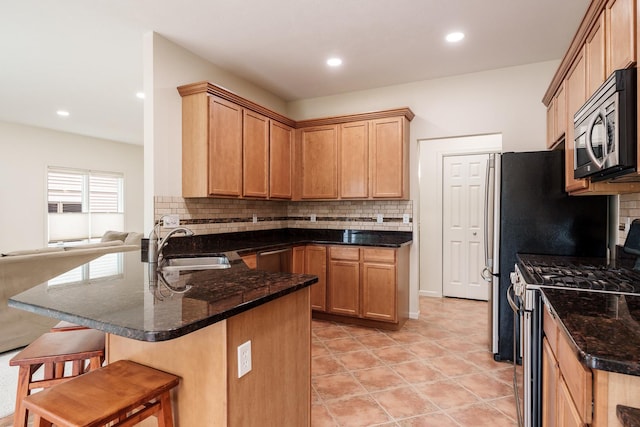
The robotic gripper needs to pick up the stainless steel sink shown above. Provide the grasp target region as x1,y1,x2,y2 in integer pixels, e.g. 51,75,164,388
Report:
161,256,231,271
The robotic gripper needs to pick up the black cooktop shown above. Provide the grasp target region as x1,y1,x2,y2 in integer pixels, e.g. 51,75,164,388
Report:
517,253,640,295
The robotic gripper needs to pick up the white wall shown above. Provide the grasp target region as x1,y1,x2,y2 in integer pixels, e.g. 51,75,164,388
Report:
0,120,143,252
287,61,558,314
144,32,288,231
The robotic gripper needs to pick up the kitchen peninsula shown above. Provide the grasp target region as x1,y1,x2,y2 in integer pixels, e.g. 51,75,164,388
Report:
8,249,317,426
8,228,412,426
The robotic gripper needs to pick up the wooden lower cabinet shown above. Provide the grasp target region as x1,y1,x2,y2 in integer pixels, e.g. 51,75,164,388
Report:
558,375,585,427
328,247,360,316
292,246,305,273
316,245,409,330
305,245,327,312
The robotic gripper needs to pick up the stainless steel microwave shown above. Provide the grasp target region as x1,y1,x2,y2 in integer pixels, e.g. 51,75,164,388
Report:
574,67,636,182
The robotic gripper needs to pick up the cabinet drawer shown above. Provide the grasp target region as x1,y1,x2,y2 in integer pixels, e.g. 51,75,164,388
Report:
363,248,395,263
330,246,360,261
543,304,559,356
557,328,592,423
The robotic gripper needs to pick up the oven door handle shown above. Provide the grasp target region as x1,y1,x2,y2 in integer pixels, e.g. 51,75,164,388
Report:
506,284,519,313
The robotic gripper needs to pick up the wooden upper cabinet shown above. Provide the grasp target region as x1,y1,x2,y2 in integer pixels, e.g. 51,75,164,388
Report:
555,83,566,141
546,99,556,149
269,121,294,199
339,121,369,198
209,96,244,197
370,117,409,199
606,0,636,73
564,48,590,194
300,125,338,199
243,110,269,198
586,12,607,96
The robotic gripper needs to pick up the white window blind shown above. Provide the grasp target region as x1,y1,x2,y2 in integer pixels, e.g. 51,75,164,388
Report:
48,253,124,286
47,168,124,244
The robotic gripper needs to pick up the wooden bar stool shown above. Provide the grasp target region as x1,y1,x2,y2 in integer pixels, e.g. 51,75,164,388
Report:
50,320,89,332
22,360,180,427
9,329,105,427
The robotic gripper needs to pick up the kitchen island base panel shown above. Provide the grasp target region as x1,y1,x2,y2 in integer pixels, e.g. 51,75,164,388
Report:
107,320,228,427
106,287,311,427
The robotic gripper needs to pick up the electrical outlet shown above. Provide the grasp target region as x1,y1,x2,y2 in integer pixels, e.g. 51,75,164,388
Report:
376,214,383,223
237,340,252,378
310,214,316,222
252,213,257,224
163,214,180,228
402,214,410,224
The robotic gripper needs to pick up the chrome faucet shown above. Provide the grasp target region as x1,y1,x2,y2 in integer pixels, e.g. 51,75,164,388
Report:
157,227,194,264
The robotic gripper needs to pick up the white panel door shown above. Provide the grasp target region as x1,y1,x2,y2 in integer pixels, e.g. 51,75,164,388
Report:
442,154,489,300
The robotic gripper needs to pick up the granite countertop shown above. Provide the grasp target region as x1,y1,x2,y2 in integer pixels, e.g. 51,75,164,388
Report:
617,405,640,427
8,229,411,343
159,228,413,259
542,288,640,376
8,250,317,342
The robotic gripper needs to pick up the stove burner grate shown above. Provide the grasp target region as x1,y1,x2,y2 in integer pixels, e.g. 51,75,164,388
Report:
525,262,640,294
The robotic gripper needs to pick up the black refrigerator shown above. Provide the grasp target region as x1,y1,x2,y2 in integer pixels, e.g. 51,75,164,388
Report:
486,150,609,361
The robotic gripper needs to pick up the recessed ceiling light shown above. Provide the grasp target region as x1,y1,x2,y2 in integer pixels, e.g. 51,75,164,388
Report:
56,110,70,117
136,92,145,99
327,57,342,67
445,32,465,43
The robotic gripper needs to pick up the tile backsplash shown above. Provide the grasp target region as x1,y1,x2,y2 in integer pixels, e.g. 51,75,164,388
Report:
154,197,413,236
619,193,640,246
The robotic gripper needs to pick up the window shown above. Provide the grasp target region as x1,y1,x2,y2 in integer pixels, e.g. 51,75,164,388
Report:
47,252,124,287
47,168,124,244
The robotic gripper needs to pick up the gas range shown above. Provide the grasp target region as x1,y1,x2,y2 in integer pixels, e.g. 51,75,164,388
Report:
516,254,640,296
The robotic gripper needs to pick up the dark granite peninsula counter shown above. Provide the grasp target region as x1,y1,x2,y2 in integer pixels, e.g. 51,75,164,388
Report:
8,248,317,426
9,250,317,342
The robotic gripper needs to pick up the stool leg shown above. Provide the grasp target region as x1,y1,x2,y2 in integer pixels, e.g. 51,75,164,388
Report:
88,355,102,372
157,391,174,427
34,414,53,427
13,365,31,427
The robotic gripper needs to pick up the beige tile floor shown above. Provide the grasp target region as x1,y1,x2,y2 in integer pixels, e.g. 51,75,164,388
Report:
311,296,519,426
1,296,519,427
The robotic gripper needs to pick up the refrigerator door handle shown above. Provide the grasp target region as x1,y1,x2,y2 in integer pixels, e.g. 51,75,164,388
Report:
484,155,495,271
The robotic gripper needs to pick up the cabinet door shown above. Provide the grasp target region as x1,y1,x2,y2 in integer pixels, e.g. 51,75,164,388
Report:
606,0,636,73
339,121,369,198
300,125,338,199
542,338,559,427
555,83,566,142
243,110,269,198
370,117,408,199
546,100,556,149
362,262,396,322
557,376,584,427
292,246,305,274
328,259,360,316
209,96,243,197
305,246,327,311
586,12,606,96
564,48,590,193
269,121,294,199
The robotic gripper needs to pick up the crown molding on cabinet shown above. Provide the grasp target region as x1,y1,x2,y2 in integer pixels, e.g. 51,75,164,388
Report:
177,81,415,128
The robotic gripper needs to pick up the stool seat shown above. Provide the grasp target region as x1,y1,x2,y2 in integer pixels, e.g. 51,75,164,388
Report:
22,360,180,427
50,321,89,332
10,329,105,427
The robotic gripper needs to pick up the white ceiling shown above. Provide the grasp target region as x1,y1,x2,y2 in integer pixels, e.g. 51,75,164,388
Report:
1,0,590,145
